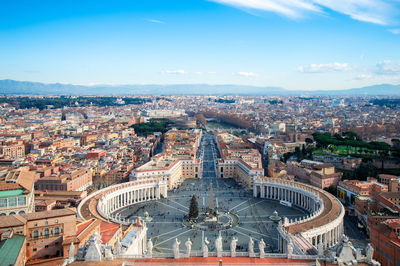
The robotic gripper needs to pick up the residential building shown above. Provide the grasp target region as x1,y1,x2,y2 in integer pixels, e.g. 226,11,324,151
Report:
0,170,35,216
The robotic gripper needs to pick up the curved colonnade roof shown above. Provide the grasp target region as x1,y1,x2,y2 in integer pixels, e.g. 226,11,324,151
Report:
286,184,342,234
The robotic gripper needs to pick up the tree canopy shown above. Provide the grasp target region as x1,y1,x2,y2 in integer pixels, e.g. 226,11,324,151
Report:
188,195,199,220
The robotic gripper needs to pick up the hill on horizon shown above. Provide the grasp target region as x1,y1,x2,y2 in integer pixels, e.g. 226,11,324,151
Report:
0,79,399,96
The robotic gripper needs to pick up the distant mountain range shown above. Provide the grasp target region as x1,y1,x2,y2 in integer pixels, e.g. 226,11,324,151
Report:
0,79,399,96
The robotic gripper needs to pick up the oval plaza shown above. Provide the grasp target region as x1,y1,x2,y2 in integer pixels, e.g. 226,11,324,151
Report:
78,130,346,261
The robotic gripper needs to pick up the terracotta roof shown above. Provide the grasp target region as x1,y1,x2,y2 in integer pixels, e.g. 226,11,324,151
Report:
100,221,120,244
15,171,35,192
286,188,342,234
76,219,100,242
0,214,27,228
0,182,22,191
22,208,76,221
76,219,96,236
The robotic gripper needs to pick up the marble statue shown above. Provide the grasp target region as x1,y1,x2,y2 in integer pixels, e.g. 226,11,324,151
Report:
185,238,192,258
317,241,324,256
114,239,121,255
76,248,85,261
173,238,181,259
104,247,113,260
248,237,255,257
366,243,374,262
68,242,75,261
287,240,293,257
202,237,209,258
337,235,356,264
230,237,238,257
85,232,103,261
215,234,223,257
147,239,153,257
259,238,266,259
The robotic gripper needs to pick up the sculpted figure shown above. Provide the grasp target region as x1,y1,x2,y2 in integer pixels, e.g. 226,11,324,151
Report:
202,237,209,257
185,238,192,258
259,238,266,259
115,239,121,255
147,239,153,257
287,240,293,257
68,242,75,261
230,237,238,257
173,238,181,259
366,243,374,262
215,235,223,257
248,237,255,257
317,241,324,256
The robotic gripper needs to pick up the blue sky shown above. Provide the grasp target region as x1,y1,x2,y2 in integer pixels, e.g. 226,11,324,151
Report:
0,0,399,90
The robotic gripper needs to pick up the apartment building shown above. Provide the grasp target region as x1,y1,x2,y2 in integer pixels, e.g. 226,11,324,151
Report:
0,170,35,216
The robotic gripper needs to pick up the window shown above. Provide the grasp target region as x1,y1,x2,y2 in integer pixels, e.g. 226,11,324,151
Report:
33,230,38,239
55,227,59,235
45,245,49,248
55,219,58,224
33,248,37,252
8,198,16,207
17,197,26,206
0,199,7,208
9,212,16,215
18,210,25,214
44,228,49,237
34,223,37,227
44,221,48,225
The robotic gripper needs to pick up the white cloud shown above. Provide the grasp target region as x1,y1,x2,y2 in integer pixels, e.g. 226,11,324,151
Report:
314,0,394,25
146,19,165,24
161,70,187,75
297,62,353,73
235,71,259,77
388,28,400,34
210,0,397,25
195,72,203,75
374,60,400,75
207,71,217,75
211,0,322,19
354,74,373,80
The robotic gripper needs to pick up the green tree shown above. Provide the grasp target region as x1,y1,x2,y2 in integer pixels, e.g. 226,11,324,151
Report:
188,195,199,220
305,138,313,144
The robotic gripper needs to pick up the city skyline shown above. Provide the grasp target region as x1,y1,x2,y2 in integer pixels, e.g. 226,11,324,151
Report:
1,0,400,91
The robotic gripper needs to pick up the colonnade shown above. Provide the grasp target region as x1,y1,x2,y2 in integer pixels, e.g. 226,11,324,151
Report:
254,182,320,213
253,178,344,254
100,183,167,216
78,178,168,223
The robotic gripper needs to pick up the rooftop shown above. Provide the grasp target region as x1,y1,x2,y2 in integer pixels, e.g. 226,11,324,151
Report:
0,235,25,266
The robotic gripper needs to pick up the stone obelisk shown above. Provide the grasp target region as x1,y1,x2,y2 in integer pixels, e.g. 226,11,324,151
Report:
209,183,213,210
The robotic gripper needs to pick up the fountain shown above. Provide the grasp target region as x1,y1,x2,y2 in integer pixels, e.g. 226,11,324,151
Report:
269,210,281,222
